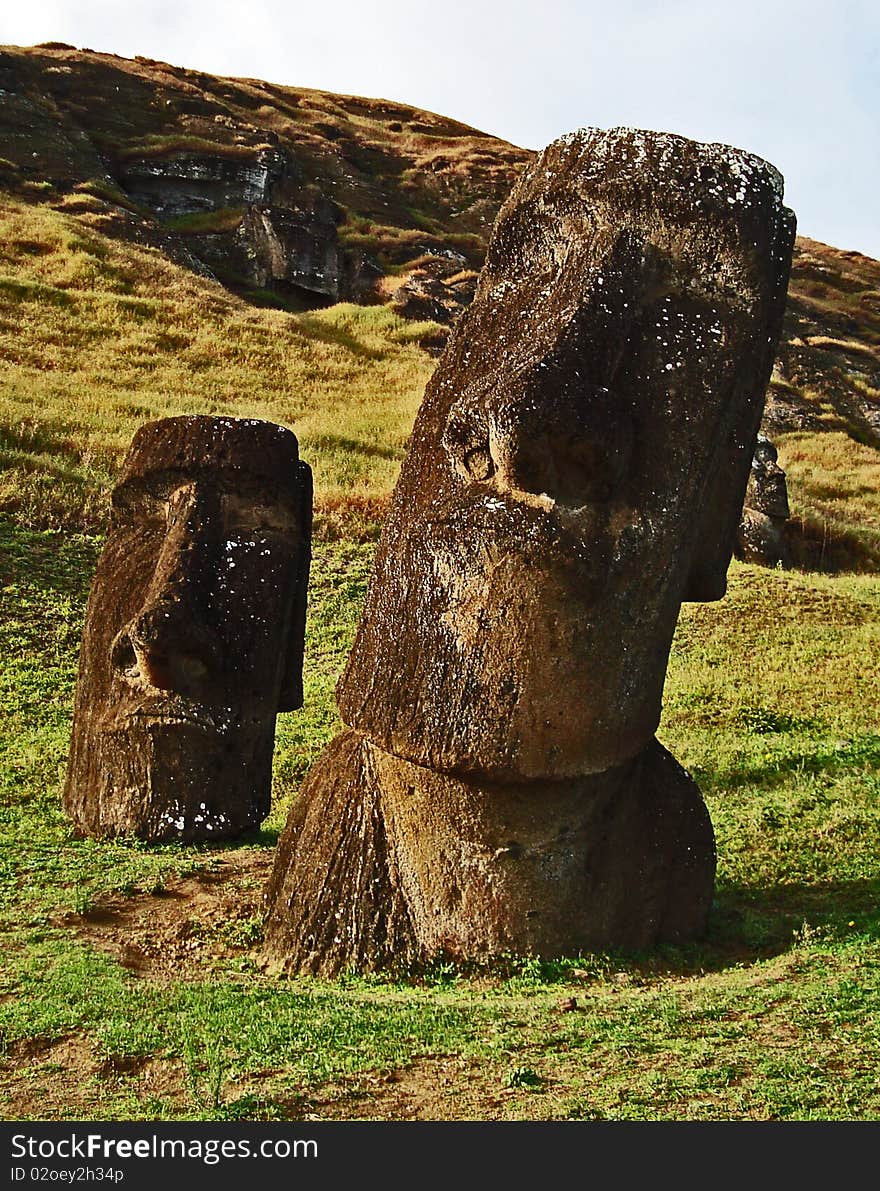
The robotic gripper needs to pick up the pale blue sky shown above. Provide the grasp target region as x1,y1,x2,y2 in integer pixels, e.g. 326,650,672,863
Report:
2,0,878,258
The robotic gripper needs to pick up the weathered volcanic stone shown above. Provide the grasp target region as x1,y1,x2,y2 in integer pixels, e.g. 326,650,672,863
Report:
236,200,342,300
64,416,311,842
337,128,796,782
264,731,715,976
736,433,791,567
264,127,795,974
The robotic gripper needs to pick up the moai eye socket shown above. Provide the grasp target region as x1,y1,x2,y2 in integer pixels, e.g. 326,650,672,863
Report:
221,490,300,537
442,407,495,483
110,483,169,529
477,381,635,508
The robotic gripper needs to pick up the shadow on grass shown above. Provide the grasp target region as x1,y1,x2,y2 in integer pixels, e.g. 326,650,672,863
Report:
296,312,388,361
0,421,109,494
607,875,880,983
304,432,400,462
419,876,880,991
695,730,880,793
0,516,100,604
785,513,880,573
28,824,880,993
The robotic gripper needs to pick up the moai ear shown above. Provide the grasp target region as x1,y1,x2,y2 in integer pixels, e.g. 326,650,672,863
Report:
277,462,313,712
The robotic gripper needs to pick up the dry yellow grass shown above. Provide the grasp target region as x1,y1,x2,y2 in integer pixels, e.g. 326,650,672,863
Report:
778,429,880,569
0,190,876,565
0,194,437,536
805,336,878,359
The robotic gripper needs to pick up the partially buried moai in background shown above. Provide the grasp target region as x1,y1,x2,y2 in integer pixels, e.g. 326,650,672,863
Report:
264,127,796,976
64,415,312,842
736,433,791,568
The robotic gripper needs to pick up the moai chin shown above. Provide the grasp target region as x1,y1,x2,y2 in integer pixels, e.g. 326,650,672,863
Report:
64,416,312,842
264,127,796,975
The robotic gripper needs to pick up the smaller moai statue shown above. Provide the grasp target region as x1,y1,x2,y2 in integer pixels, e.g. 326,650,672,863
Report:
64,416,312,842
736,433,791,567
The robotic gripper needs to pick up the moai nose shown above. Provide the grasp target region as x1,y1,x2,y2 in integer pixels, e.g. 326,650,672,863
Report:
447,382,633,507
110,483,223,696
111,605,222,695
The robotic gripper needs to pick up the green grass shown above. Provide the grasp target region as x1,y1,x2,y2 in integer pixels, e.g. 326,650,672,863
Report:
1,514,878,1120
163,207,244,235
116,136,266,162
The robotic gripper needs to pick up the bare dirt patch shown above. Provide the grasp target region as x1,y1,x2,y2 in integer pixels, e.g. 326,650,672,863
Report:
4,851,275,1120
310,1056,488,1120
308,1055,550,1121
61,846,274,983
0,1033,188,1120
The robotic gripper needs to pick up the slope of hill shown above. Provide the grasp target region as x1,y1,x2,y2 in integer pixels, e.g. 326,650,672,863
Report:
0,189,436,537
0,42,878,563
778,238,880,446
0,43,529,308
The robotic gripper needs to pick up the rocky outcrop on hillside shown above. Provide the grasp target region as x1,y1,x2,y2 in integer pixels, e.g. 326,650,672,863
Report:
118,147,287,218
115,147,375,302
0,44,528,308
390,250,478,324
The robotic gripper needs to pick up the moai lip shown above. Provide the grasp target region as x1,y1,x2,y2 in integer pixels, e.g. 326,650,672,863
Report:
63,415,312,842
264,127,796,975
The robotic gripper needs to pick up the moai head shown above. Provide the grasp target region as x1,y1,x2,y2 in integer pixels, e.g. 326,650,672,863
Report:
746,433,790,520
64,416,312,841
337,128,795,782
736,433,790,567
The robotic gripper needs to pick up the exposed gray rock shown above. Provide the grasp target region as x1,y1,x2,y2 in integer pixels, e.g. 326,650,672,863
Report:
118,148,382,303
119,148,291,219
236,201,341,298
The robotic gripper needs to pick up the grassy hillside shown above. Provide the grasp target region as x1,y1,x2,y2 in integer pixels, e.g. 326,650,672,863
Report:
777,239,880,570
1,190,878,561
1,43,879,557
0,46,878,1121
0,193,436,537
0,43,529,273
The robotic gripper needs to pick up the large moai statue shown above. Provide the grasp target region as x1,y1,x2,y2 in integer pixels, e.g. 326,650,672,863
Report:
264,128,796,975
64,416,312,842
